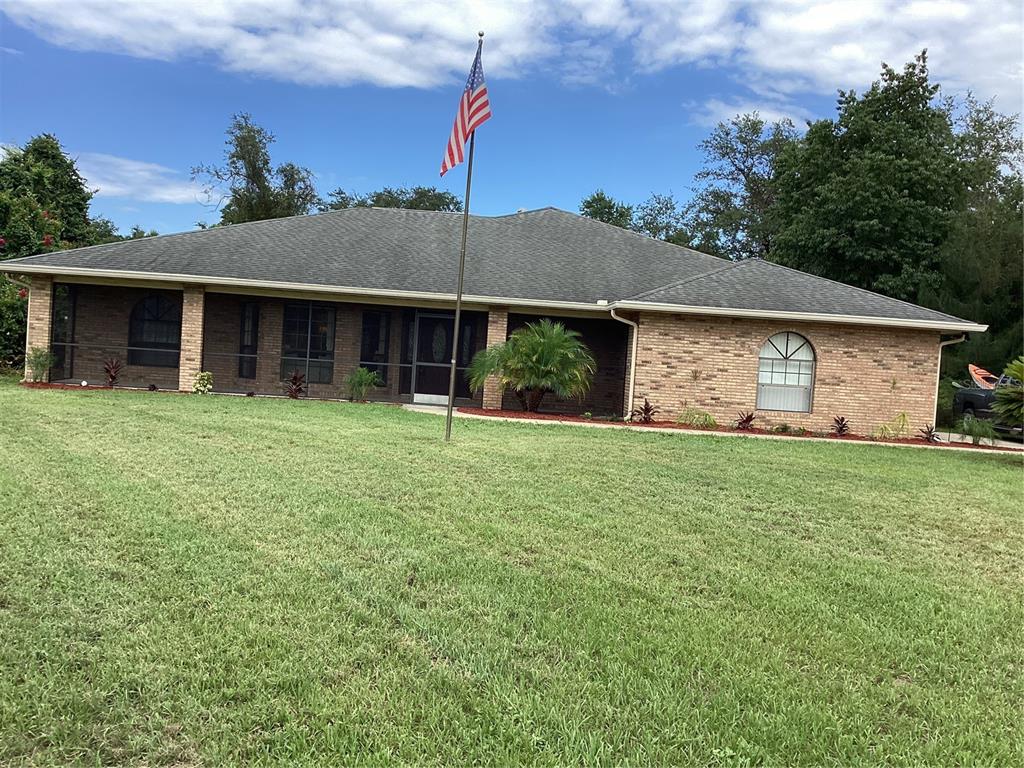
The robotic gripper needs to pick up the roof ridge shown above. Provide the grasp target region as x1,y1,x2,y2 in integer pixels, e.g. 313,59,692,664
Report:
530,207,728,263
625,260,744,301
745,259,970,323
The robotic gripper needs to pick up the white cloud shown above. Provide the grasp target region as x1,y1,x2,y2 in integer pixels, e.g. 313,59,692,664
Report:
685,98,813,128
2,0,1021,110
75,152,202,204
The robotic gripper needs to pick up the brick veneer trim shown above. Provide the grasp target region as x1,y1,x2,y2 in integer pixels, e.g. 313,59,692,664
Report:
25,276,54,381
177,286,205,391
482,307,508,409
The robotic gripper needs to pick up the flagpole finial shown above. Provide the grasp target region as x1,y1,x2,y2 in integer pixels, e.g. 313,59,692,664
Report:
478,30,484,38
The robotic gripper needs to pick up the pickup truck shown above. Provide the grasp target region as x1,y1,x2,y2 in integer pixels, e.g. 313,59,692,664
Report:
953,374,1023,435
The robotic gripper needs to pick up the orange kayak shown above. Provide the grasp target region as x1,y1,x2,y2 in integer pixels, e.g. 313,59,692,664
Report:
969,364,998,389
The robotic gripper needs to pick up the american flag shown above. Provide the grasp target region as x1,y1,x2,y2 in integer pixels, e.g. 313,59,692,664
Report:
440,41,492,176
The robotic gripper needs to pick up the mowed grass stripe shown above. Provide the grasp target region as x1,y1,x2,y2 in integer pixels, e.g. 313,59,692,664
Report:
0,380,1020,765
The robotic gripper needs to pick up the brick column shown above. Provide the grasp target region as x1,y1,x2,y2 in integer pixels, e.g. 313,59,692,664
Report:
24,275,54,381
482,306,508,409
177,286,205,392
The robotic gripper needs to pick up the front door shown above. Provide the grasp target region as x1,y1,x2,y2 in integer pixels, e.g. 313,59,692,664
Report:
412,313,453,404
412,311,477,405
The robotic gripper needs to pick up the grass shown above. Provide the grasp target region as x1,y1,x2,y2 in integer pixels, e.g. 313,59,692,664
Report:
0,379,1021,766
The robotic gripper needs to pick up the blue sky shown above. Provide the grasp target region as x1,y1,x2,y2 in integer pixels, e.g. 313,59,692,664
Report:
1,1,1020,236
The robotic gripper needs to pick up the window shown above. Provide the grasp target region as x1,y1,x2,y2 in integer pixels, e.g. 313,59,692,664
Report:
238,302,259,379
281,302,336,383
359,310,391,384
128,294,181,367
757,332,815,412
50,284,77,380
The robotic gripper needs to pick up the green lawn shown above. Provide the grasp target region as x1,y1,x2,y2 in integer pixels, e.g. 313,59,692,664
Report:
0,380,1021,766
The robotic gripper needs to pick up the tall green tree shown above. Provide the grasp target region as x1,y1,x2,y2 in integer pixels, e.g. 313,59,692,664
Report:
921,96,1023,375
579,189,634,229
771,52,961,301
321,185,462,212
0,135,155,368
633,192,689,245
192,113,320,225
682,113,797,260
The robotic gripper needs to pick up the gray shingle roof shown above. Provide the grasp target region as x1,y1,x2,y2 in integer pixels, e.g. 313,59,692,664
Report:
1,206,980,329
623,258,972,325
2,207,724,305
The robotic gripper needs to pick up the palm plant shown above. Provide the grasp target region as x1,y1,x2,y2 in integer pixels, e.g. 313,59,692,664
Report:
992,356,1023,428
467,319,596,412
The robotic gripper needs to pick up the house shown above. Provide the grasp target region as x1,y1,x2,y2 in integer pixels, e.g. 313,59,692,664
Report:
1,207,985,431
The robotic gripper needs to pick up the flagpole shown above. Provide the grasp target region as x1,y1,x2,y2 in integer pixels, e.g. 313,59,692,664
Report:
445,34,483,442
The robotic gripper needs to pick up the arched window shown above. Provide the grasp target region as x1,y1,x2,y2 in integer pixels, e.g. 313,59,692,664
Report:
128,294,181,367
757,332,815,412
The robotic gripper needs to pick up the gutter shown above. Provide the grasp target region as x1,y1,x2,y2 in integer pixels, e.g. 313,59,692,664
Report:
610,299,988,334
610,308,639,420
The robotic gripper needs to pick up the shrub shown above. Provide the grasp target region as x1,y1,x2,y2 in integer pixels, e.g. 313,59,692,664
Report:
630,398,659,424
678,407,717,429
581,411,593,419
103,357,123,387
24,346,55,382
957,415,997,446
734,411,755,430
918,424,941,443
873,412,910,440
831,416,851,436
192,371,213,394
346,366,383,402
773,423,792,434
992,356,1023,428
285,370,306,399
467,319,595,412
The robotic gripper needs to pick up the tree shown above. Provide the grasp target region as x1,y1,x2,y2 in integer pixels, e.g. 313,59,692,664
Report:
192,113,319,225
467,319,596,412
0,135,157,369
772,52,961,301
633,193,689,245
681,113,797,260
579,190,634,229
321,185,462,212
0,134,94,248
921,95,1023,376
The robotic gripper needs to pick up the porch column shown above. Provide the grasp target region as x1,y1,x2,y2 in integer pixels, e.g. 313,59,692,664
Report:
482,306,508,410
177,286,205,392
24,275,53,382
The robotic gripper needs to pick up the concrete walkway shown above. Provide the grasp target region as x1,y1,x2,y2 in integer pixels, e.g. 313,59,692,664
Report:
404,404,1023,454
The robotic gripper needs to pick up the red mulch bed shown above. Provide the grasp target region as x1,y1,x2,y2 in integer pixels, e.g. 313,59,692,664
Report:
457,407,1021,453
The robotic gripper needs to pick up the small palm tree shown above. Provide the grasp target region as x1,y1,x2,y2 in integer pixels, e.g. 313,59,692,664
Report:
467,319,596,411
992,356,1023,428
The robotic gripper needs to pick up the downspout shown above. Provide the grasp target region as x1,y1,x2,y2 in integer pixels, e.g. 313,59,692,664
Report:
935,333,967,424
610,307,639,420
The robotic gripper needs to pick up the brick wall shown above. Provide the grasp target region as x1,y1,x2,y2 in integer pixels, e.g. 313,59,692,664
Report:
25,275,53,381
630,313,941,434
200,293,484,402
63,284,181,389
